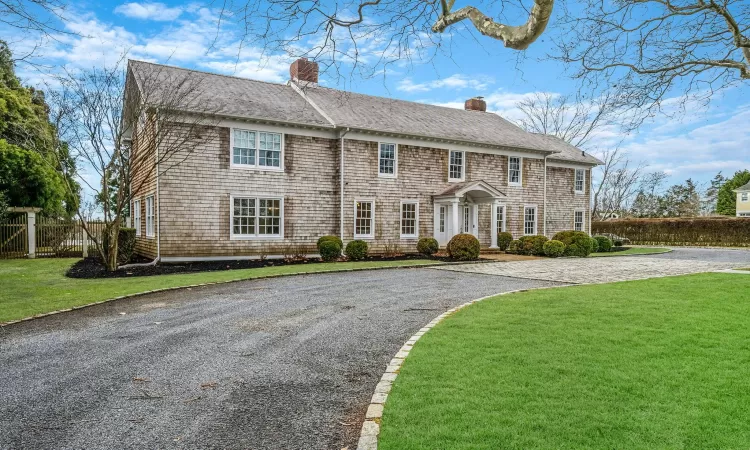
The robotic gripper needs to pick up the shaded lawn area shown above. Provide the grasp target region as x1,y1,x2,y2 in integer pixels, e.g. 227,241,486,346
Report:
0,258,436,323
590,247,671,257
379,273,750,450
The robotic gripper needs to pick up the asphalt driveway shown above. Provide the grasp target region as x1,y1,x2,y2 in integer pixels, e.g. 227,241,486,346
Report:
0,268,561,450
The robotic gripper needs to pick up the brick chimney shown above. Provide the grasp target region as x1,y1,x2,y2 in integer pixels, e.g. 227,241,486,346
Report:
464,96,487,112
290,57,319,84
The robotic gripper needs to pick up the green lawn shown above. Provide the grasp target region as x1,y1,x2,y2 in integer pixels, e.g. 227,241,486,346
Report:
590,247,671,257
379,273,750,449
0,258,435,323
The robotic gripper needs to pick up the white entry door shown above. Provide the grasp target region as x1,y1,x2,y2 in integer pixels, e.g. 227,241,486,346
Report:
435,203,478,246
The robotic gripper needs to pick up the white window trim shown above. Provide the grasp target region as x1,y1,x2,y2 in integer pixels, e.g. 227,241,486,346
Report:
741,193,749,202
400,200,420,239
574,208,586,232
133,199,141,237
448,150,466,182
229,194,285,240
574,168,586,195
354,199,375,239
508,156,523,187
378,142,398,179
523,204,538,236
229,128,285,172
496,203,507,233
145,195,155,238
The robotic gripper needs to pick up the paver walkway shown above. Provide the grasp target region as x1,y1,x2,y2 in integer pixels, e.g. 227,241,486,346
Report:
435,249,747,284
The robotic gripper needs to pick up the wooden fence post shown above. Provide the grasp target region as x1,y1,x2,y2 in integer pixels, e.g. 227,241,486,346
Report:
26,211,36,259
82,225,88,258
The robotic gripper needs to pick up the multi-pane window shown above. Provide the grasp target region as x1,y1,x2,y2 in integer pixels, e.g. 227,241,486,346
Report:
401,202,418,238
742,193,749,202
355,201,374,238
231,196,283,237
379,143,397,177
145,196,154,237
449,150,464,181
133,199,141,236
574,210,584,231
439,206,446,233
232,129,282,169
496,205,505,235
463,206,471,233
575,169,585,194
259,132,281,167
509,157,522,185
233,129,256,165
524,206,537,235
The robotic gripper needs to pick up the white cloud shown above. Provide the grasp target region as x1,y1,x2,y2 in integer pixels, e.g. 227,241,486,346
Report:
114,2,183,21
398,74,493,93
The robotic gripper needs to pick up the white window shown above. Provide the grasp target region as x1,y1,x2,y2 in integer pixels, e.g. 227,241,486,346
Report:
463,206,471,233
145,195,155,238
439,206,446,233
524,206,537,235
133,199,141,236
231,128,283,170
400,201,419,238
575,169,585,194
496,205,506,234
509,157,522,186
354,200,374,238
379,143,397,177
742,193,749,202
574,209,585,231
448,150,465,181
231,196,283,238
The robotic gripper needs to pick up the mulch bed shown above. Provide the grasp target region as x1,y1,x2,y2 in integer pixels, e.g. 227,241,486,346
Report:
66,254,451,279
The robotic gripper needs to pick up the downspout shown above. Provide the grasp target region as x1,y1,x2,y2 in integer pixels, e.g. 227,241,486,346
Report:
543,154,548,237
339,128,350,241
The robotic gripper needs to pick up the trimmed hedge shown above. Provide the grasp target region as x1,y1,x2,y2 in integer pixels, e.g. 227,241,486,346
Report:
543,240,566,257
518,235,548,256
319,240,342,261
417,237,439,256
447,233,480,261
345,240,369,260
497,232,513,251
593,218,750,247
507,239,522,254
552,230,594,257
594,236,613,252
317,235,343,251
590,237,599,253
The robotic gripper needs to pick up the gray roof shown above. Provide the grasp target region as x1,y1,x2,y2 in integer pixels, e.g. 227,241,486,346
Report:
128,60,332,128
127,60,601,165
735,181,750,192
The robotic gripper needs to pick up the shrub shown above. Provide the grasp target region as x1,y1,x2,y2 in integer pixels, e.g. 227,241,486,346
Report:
317,235,343,251
594,236,613,252
497,232,513,251
319,240,341,262
417,237,439,256
117,228,137,264
518,235,548,256
552,230,594,257
344,240,369,260
543,240,566,257
614,239,624,247
507,239,522,254
590,237,599,253
447,233,480,261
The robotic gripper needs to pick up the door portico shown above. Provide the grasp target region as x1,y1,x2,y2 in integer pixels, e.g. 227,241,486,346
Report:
433,180,506,247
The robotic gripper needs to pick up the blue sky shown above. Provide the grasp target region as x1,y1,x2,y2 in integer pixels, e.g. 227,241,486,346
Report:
6,0,749,190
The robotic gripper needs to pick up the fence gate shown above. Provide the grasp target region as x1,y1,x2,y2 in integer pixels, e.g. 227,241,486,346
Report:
0,214,28,259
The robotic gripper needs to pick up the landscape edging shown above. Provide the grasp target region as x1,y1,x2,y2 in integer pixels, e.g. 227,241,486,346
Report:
0,260,477,327
355,284,576,450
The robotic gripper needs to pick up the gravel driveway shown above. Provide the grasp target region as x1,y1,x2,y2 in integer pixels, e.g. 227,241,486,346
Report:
0,268,560,450
435,247,750,284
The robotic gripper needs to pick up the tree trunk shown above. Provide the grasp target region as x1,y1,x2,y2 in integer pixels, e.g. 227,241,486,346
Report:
105,218,121,272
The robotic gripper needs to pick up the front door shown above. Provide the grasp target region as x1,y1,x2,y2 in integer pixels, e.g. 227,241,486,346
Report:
435,203,478,246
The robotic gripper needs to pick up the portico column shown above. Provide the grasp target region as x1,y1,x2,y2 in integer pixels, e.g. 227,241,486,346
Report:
451,199,460,236
490,201,498,248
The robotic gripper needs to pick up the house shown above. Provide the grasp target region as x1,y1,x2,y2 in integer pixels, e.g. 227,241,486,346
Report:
124,58,602,262
736,181,750,217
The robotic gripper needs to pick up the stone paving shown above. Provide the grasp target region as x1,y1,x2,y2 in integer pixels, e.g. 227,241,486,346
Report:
434,252,744,284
